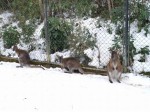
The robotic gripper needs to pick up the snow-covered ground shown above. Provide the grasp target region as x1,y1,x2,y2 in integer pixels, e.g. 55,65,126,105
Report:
0,62,150,112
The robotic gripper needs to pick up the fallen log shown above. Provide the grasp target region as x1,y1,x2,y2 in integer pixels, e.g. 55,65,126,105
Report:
0,55,107,75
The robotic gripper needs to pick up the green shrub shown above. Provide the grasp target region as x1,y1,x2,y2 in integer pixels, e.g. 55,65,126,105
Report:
112,24,123,50
112,35,122,50
42,17,72,53
138,46,150,62
111,6,124,23
0,0,13,10
10,0,40,25
49,0,94,17
130,2,149,32
68,25,96,66
2,27,20,48
107,26,113,34
144,24,150,37
21,22,35,43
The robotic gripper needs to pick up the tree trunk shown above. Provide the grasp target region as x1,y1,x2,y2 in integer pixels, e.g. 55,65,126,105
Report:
107,0,112,19
39,0,44,21
110,0,114,9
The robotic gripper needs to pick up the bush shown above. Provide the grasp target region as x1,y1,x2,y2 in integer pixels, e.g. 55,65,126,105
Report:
138,46,150,62
49,0,94,18
68,25,96,65
2,27,20,48
42,17,72,53
130,2,149,32
0,0,13,10
111,7,124,23
10,0,40,25
112,24,123,50
21,21,36,43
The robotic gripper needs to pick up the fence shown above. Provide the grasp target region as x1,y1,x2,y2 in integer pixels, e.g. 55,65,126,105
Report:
0,0,150,74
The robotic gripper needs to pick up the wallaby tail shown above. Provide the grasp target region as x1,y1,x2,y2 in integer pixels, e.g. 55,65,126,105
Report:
29,65,45,70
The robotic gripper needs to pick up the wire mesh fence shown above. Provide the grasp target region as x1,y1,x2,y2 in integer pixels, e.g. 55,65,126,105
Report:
0,0,150,74
127,0,150,73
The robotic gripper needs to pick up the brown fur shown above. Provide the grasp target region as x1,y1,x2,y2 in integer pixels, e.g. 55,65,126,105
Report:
59,56,84,74
13,45,45,70
107,50,122,83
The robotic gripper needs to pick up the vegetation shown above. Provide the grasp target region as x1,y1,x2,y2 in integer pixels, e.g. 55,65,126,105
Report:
138,46,150,62
11,0,40,25
140,72,150,77
42,17,72,53
130,1,150,33
21,20,37,44
68,24,96,66
2,26,20,49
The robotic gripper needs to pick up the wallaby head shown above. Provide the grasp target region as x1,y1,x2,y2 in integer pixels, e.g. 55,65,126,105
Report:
58,56,63,63
59,56,84,74
111,51,119,61
107,50,122,83
12,45,18,51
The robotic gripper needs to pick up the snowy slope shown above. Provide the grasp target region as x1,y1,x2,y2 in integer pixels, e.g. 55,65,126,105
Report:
0,62,150,112
1,11,150,73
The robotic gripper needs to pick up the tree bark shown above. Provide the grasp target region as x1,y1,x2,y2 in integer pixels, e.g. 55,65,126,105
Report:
39,0,44,21
107,0,112,19
110,0,114,9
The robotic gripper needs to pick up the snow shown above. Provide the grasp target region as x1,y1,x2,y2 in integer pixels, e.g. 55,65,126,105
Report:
0,62,150,112
0,11,13,27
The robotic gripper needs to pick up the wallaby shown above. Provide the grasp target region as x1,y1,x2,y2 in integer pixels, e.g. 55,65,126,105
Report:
13,45,45,70
58,56,84,74
107,50,122,83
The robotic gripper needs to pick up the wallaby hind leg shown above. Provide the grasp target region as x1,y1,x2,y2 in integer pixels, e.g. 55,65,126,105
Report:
117,72,122,83
108,72,113,83
16,65,23,68
16,62,24,68
117,79,121,83
79,68,84,74
68,68,74,74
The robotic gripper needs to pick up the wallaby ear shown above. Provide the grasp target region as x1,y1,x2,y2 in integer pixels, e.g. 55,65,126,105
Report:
12,45,18,51
56,54,63,59
60,55,63,60
55,54,63,63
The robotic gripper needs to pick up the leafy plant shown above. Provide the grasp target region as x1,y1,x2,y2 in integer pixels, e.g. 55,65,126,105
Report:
128,35,136,65
138,46,150,62
2,26,20,48
107,26,113,34
112,24,123,50
115,24,123,35
143,24,150,37
68,25,96,65
111,6,124,23
10,0,40,25
130,1,150,32
49,0,94,17
112,35,122,50
21,21,36,43
0,0,13,10
42,17,72,53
